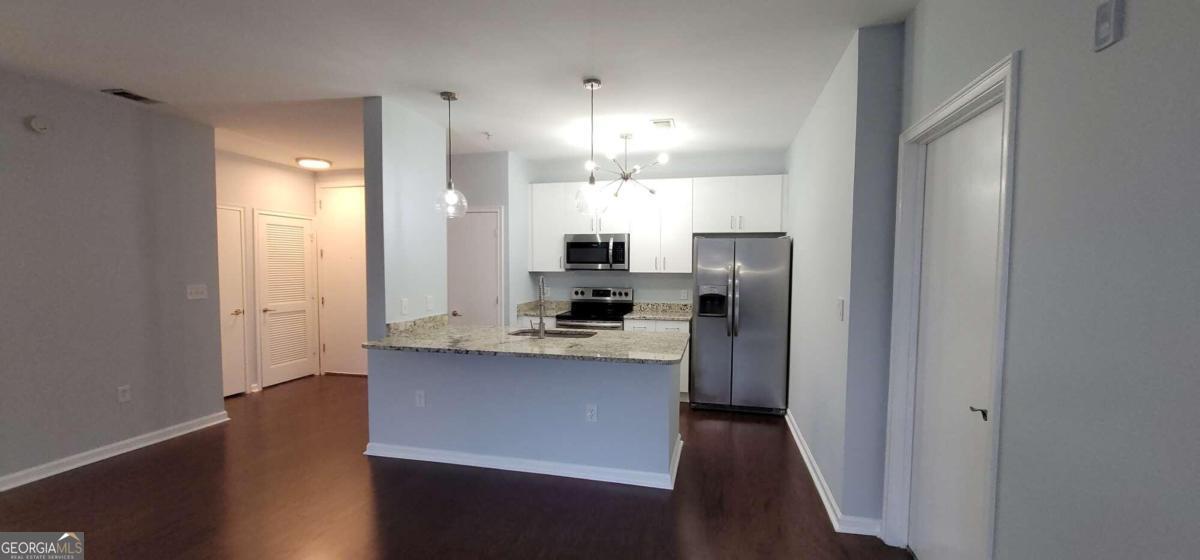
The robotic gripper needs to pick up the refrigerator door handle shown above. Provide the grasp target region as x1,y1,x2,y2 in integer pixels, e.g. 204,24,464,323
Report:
733,264,742,336
726,265,734,336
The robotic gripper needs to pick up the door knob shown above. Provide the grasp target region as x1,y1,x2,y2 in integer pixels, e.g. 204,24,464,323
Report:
262,308,276,313
230,309,244,316
969,406,989,421
451,310,461,317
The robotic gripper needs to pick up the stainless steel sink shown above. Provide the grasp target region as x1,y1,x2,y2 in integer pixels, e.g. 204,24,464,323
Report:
507,329,596,339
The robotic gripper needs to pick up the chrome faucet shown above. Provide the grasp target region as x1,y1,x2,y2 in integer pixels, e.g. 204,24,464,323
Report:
536,275,547,339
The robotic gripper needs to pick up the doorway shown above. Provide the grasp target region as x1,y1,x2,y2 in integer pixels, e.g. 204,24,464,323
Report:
447,208,504,326
254,211,320,388
317,185,367,375
217,206,249,396
882,54,1019,559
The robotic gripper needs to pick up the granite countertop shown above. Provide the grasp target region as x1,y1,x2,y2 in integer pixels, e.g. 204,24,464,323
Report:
516,301,692,322
622,303,692,322
364,325,689,365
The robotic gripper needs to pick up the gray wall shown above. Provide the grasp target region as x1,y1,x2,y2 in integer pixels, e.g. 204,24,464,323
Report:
370,98,448,324
0,67,223,477
784,25,903,520
506,153,536,325
527,150,787,183
906,1,1200,557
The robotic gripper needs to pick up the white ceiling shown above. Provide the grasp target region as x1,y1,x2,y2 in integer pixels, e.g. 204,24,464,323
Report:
0,1,915,165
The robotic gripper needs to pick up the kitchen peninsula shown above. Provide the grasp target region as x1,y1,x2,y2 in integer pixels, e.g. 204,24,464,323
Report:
363,320,689,489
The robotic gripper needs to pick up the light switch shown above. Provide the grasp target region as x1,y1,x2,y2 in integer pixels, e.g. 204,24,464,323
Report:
680,289,690,301
186,284,208,300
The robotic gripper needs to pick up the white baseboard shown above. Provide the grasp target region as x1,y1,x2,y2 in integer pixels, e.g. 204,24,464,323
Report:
784,410,882,536
0,411,230,492
366,435,684,491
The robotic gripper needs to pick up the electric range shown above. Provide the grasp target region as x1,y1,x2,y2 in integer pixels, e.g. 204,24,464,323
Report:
555,287,634,330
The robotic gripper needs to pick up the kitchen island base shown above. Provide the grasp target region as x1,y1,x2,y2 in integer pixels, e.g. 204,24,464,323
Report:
365,350,683,489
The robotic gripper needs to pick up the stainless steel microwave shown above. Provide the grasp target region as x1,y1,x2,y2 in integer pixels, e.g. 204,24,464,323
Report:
564,233,629,270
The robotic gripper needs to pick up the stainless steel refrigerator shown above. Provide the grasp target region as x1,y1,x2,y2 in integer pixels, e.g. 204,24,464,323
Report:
690,236,791,414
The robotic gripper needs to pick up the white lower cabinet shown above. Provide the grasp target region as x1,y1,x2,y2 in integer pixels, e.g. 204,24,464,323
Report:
624,318,691,394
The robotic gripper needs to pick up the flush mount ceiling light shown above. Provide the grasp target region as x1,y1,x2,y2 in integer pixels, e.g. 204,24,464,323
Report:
436,91,469,219
578,78,668,214
296,157,332,170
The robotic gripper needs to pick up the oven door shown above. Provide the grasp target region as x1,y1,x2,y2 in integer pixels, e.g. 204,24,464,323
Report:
564,235,612,270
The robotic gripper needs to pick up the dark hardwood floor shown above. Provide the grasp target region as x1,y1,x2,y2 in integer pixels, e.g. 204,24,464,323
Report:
0,375,909,559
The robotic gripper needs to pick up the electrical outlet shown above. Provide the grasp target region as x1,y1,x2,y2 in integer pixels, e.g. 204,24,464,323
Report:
117,385,132,403
415,390,426,408
680,289,690,301
425,295,433,311
585,403,598,423
185,284,208,300
401,298,410,314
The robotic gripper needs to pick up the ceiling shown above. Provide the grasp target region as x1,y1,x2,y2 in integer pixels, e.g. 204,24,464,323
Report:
0,1,915,166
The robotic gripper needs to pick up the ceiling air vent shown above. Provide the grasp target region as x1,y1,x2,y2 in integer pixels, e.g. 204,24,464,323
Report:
101,88,162,104
650,118,676,129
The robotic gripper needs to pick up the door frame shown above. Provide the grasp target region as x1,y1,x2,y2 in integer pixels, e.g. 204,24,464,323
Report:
217,204,251,395
880,52,1020,554
449,206,506,326
316,184,366,375
252,209,319,387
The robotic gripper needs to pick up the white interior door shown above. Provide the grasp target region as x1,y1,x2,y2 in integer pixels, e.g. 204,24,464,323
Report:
318,187,367,375
217,207,247,396
447,210,501,326
909,103,1005,560
255,212,319,387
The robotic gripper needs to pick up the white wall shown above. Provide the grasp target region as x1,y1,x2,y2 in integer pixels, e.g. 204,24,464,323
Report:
532,272,694,306
0,67,223,478
905,1,1200,557
786,34,858,514
528,150,786,184
215,151,317,389
316,168,364,189
784,25,903,521
364,97,448,325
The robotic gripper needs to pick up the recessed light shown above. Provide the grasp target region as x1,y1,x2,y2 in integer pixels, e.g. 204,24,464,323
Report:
296,157,332,170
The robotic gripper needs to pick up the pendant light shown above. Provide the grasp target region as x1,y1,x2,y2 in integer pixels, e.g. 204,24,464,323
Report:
578,77,667,212
436,91,469,219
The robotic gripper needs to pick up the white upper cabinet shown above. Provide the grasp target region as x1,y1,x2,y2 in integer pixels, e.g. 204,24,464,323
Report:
529,182,584,271
530,175,782,272
692,175,784,233
655,179,693,273
627,179,691,273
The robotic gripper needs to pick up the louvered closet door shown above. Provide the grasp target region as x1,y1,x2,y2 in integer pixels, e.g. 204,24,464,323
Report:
255,212,319,387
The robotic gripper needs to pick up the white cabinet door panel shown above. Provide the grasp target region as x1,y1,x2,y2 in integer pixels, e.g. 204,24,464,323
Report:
692,177,737,233
656,179,693,272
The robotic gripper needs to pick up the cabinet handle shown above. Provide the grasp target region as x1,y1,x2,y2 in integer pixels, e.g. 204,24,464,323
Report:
662,257,667,270
559,255,564,269
730,215,735,229
654,256,659,271
598,217,603,231
739,215,744,230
